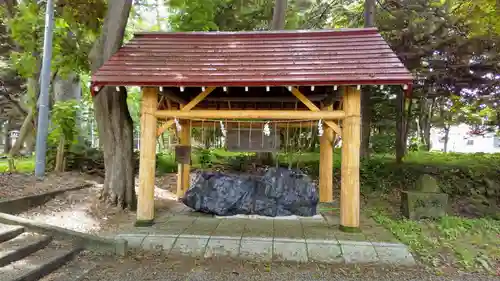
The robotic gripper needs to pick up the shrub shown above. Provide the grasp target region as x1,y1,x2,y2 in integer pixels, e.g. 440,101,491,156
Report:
156,152,177,174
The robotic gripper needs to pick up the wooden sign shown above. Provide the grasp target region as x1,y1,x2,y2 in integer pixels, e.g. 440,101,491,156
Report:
175,145,191,164
226,128,280,152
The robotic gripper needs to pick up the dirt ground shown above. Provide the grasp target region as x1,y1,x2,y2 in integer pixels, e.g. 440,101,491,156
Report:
0,172,96,200
17,173,184,234
49,251,500,281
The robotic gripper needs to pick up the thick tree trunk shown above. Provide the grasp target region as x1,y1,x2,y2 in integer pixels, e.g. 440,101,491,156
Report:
270,0,287,30
360,0,376,159
89,0,135,210
261,0,288,163
93,87,135,209
395,91,405,163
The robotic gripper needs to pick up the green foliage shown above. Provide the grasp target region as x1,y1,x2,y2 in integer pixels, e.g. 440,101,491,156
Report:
372,210,500,273
156,152,177,174
370,133,396,154
227,154,251,171
194,148,214,169
168,0,314,31
48,100,79,146
4,0,103,81
5,2,43,78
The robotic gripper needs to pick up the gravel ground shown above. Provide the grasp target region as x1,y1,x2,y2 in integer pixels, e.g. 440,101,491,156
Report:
17,175,184,234
79,253,500,281
0,172,96,199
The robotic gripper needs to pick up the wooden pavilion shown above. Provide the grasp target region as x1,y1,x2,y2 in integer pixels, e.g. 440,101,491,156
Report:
91,28,413,230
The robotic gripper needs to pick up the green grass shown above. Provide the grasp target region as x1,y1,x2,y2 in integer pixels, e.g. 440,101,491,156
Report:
371,210,500,274
403,151,500,169
0,156,35,173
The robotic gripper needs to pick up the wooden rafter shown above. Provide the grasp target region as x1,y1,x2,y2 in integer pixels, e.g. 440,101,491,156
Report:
160,89,187,106
156,87,216,136
289,87,342,136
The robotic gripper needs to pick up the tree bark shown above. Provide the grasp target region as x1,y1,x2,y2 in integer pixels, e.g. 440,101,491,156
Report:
395,91,405,163
3,116,12,154
404,95,413,151
360,0,376,159
270,0,287,30
258,0,288,163
8,109,33,170
360,90,371,158
89,0,135,210
53,72,82,170
443,125,450,153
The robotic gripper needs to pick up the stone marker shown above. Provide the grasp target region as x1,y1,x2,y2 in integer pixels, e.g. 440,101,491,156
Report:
401,174,448,220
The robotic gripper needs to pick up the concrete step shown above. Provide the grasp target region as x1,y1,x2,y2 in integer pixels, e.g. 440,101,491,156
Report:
39,252,98,281
0,224,24,243
0,233,52,267
0,241,81,281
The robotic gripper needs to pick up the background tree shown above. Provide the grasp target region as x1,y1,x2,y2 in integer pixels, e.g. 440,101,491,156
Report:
89,0,135,209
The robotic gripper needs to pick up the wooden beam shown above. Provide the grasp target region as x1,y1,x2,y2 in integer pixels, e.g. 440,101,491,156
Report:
136,87,158,226
289,87,342,136
155,109,345,120
177,120,191,198
340,86,361,230
319,104,334,203
156,87,216,136
160,89,187,105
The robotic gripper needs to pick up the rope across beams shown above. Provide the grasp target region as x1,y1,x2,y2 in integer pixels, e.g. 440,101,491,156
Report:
168,118,336,153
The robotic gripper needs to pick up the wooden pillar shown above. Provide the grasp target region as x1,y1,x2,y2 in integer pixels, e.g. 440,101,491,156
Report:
176,120,191,198
319,105,334,203
136,87,158,226
340,86,361,231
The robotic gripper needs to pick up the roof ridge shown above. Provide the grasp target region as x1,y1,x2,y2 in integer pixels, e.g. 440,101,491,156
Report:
134,28,379,38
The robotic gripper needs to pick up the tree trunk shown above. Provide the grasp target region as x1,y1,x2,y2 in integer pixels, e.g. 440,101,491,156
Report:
258,0,288,163
395,91,405,163
24,129,35,154
8,109,34,170
443,125,450,153
419,97,434,151
89,0,135,210
270,0,287,30
404,95,413,151
360,90,371,158
3,117,13,154
54,135,65,172
360,0,376,159
53,72,82,170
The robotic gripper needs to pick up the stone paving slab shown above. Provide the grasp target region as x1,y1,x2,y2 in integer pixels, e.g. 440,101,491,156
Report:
141,234,177,253
212,219,246,237
204,236,240,258
306,240,344,263
111,214,416,265
170,235,209,257
273,238,308,262
116,233,415,265
240,237,273,262
340,240,379,263
372,242,416,265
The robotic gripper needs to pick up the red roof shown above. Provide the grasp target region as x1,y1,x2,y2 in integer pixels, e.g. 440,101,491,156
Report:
91,28,413,88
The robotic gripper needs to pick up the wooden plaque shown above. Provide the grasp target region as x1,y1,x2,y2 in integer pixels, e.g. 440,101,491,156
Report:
226,128,280,152
175,145,191,164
